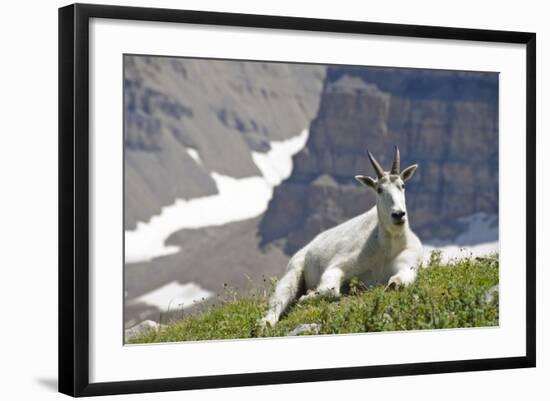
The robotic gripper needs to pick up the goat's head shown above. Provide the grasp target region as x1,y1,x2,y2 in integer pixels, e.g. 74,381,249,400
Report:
355,146,418,232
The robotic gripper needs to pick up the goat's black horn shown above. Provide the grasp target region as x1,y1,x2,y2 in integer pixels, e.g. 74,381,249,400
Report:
367,151,384,178
391,146,400,175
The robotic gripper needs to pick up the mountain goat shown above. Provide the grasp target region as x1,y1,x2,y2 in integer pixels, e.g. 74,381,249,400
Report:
261,146,423,326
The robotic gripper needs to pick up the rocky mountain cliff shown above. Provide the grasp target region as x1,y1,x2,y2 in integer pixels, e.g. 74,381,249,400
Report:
259,67,499,254
124,56,325,229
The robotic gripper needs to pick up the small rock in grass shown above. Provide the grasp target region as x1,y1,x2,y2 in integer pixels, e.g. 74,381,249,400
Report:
125,320,159,342
382,313,393,325
287,323,321,336
484,285,499,304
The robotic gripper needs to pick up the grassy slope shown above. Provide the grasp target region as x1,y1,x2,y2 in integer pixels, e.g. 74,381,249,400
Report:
129,252,499,344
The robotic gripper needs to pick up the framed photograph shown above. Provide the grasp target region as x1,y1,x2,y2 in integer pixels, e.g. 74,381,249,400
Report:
58,3,536,397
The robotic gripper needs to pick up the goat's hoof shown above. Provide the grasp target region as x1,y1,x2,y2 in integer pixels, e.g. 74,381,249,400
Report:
384,277,401,291
257,317,276,331
299,291,317,302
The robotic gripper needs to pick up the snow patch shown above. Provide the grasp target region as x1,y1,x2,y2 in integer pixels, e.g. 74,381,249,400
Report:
423,241,499,264
185,147,202,165
129,281,214,311
125,129,309,264
422,212,499,264
251,129,309,186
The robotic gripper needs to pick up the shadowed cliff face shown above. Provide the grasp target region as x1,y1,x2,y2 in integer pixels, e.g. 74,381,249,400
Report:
259,68,499,254
124,56,326,229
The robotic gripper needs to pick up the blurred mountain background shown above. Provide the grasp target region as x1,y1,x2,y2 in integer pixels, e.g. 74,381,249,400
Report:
260,68,498,253
124,55,498,329
124,56,325,229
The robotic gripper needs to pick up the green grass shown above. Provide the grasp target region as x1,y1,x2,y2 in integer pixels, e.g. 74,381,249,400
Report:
129,252,499,344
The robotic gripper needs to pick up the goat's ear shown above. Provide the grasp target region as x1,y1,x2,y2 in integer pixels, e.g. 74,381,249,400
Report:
401,164,418,182
355,175,377,189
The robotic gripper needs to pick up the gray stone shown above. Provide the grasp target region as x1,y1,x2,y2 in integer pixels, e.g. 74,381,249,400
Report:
125,320,159,342
484,285,499,304
287,323,321,336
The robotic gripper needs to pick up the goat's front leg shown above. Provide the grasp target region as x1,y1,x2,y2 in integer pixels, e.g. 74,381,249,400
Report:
299,267,344,302
385,250,420,291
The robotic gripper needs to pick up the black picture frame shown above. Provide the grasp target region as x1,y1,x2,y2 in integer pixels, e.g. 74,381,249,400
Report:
58,3,536,397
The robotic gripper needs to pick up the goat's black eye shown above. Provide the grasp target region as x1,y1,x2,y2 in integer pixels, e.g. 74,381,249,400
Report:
377,187,382,194
401,184,405,190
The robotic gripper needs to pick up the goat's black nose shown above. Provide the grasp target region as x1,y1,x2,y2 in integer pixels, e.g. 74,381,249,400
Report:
391,211,406,220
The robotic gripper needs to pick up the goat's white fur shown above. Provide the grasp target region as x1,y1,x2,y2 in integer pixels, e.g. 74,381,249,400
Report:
261,149,423,327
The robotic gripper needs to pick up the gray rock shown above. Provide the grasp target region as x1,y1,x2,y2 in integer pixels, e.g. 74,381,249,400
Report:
125,320,159,342
287,323,321,336
484,285,499,304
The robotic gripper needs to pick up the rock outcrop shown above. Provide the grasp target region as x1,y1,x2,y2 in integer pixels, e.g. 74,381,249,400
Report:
287,323,321,336
259,68,499,254
124,56,325,229
124,320,160,342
